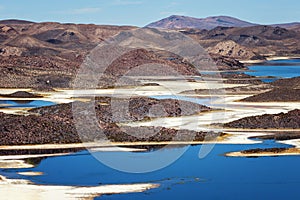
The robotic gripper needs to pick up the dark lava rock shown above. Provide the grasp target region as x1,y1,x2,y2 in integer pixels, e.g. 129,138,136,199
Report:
241,88,300,102
272,76,300,89
0,97,220,145
241,76,300,102
0,91,42,98
250,132,300,141
241,148,288,154
211,54,247,70
224,109,300,129
222,73,263,84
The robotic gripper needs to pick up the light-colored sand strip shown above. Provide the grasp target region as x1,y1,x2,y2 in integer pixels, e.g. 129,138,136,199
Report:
121,95,299,134
90,147,147,152
0,97,74,105
222,129,300,132
0,143,148,151
0,174,159,200
0,143,88,150
240,60,265,64
266,56,300,61
0,160,34,169
0,139,256,151
55,82,248,98
279,139,300,148
18,172,44,176
0,108,31,115
225,148,300,157
0,89,31,94
240,56,300,64
0,153,71,160
225,138,300,157
0,175,32,184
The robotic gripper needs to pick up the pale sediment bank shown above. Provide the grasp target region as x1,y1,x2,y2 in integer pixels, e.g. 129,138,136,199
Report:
240,60,265,64
0,174,159,200
240,56,300,64
0,143,149,151
225,148,300,157
0,107,31,115
0,89,32,95
266,56,300,61
0,153,71,160
279,139,300,148
225,139,300,157
0,153,71,169
55,82,247,98
0,135,262,153
0,160,34,169
17,172,44,176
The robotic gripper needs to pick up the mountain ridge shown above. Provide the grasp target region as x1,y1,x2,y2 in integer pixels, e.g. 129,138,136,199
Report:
147,15,300,30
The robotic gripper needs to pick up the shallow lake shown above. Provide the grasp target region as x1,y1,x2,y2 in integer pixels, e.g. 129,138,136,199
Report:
4,139,300,199
245,59,300,82
0,100,56,109
1,59,300,199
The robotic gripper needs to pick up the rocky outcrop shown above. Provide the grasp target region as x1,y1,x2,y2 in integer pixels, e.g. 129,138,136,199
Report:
147,15,256,30
0,91,42,98
241,88,300,102
250,132,300,141
241,148,289,154
222,73,263,84
210,54,247,70
208,40,263,60
272,76,300,89
187,25,300,60
225,109,300,129
241,77,300,102
0,97,220,145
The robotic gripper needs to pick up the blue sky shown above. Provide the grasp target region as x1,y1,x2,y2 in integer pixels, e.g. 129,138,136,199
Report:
0,0,300,26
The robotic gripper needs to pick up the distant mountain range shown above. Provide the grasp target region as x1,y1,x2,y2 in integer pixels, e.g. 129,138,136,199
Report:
0,17,300,89
0,19,34,25
1,16,300,31
146,15,300,30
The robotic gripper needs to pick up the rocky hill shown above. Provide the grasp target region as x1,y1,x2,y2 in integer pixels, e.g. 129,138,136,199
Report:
225,109,300,129
147,15,300,31
207,40,262,60
0,20,250,89
147,15,257,30
241,77,300,102
0,17,300,89
183,25,300,60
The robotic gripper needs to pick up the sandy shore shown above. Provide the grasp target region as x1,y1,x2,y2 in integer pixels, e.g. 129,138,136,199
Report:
0,60,299,199
17,172,44,176
0,174,159,200
278,139,300,149
225,148,300,157
121,95,299,132
0,160,34,169
225,139,300,157
240,56,300,64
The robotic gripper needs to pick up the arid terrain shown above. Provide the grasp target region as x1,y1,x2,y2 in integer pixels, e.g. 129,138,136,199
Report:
1,17,300,89
0,16,300,199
